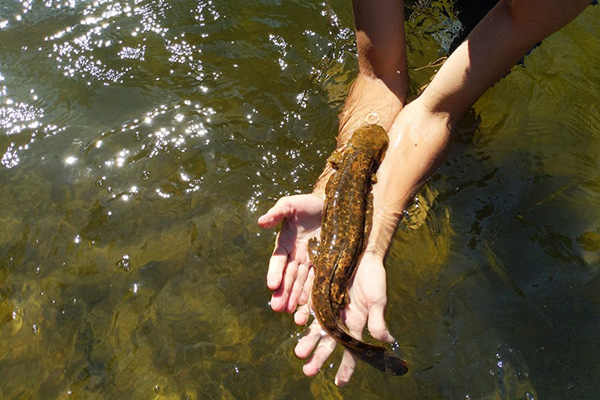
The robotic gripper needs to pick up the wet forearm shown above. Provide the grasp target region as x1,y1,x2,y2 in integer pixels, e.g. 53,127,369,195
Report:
312,75,405,196
366,0,591,257
313,0,407,197
366,100,452,257
420,0,592,122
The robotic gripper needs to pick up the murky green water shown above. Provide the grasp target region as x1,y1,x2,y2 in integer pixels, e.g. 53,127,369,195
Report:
0,0,598,398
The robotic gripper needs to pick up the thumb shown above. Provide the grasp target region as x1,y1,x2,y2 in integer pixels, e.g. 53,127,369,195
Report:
367,304,395,343
258,197,294,228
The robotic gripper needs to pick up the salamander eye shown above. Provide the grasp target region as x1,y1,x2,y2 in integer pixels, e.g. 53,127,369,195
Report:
327,145,345,170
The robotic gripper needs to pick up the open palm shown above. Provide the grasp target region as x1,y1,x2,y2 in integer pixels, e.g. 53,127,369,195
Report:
258,194,323,313
294,252,394,386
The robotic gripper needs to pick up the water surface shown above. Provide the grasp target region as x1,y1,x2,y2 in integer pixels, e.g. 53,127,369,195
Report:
0,1,599,398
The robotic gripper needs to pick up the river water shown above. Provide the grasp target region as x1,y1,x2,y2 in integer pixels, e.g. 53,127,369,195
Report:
0,1,599,399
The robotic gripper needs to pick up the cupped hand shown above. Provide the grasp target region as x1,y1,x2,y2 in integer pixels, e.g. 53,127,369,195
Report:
257,194,323,314
294,252,394,386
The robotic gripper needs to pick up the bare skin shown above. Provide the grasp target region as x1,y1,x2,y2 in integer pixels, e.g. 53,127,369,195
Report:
259,0,592,386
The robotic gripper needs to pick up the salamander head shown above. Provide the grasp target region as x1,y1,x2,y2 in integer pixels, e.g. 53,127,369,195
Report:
350,124,388,162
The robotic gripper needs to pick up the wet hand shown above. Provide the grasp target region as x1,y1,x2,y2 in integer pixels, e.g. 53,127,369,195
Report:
294,252,394,386
257,194,323,314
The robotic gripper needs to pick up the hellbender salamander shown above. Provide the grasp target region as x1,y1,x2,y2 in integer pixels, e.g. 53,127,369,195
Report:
309,124,408,376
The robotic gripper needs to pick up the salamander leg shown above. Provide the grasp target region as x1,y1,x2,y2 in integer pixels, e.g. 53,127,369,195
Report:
308,237,320,266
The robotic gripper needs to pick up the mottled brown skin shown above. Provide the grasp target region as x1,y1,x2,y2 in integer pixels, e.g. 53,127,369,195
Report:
309,124,408,376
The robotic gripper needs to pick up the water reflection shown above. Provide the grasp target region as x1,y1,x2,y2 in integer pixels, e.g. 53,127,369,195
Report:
0,0,599,398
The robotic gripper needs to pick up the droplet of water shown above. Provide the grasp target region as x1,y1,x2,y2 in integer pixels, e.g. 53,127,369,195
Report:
364,112,381,125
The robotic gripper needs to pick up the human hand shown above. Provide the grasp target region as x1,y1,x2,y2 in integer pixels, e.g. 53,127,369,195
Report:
291,99,453,385
257,194,323,314
294,252,394,386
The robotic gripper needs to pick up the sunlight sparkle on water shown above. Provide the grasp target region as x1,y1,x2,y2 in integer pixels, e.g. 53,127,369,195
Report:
156,188,171,199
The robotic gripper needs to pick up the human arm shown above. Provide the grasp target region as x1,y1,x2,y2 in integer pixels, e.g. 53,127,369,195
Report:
367,0,593,258
313,0,409,195
258,0,408,314
294,0,592,385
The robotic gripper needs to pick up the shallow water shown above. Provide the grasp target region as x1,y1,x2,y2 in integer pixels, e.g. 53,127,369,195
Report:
0,1,599,398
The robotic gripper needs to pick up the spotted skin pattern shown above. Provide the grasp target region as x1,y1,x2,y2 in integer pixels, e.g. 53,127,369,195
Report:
309,124,408,376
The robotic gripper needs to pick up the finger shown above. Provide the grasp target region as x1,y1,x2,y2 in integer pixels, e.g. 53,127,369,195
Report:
294,303,311,326
367,304,395,343
341,305,367,339
302,333,337,377
334,349,358,387
332,304,364,387
270,260,298,312
286,262,310,313
266,243,288,290
270,285,287,312
257,198,294,228
298,266,315,306
281,259,300,314
295,320,323,359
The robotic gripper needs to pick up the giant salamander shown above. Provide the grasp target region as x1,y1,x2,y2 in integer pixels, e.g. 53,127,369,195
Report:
309,124,408,376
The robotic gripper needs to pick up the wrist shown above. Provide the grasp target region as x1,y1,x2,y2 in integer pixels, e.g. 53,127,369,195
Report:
363,99,455,258
338,73,405,140
314,73,405,201
360,249,385,267
311,175,329,200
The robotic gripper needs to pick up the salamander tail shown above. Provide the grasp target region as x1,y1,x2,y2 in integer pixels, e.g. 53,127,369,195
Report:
328,323,409,376
353,344,409,376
